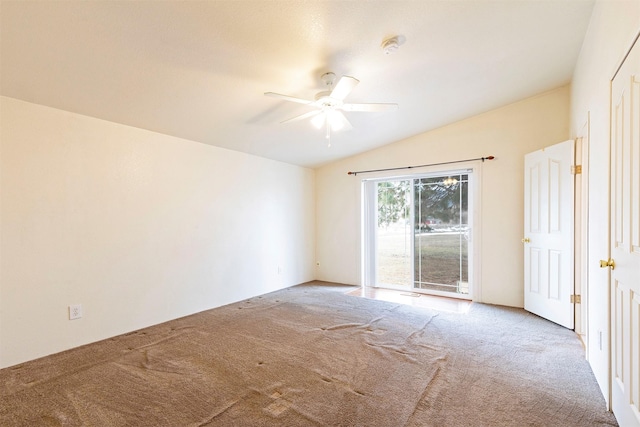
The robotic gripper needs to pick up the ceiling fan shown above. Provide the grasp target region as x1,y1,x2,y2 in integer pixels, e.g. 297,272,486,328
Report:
265,72,398,145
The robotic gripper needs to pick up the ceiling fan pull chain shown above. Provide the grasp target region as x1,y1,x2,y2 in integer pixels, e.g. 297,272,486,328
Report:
325,114,331,140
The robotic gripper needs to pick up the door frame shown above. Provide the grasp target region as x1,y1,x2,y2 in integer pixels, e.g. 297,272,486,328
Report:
361,161,483,301
576,118,590,345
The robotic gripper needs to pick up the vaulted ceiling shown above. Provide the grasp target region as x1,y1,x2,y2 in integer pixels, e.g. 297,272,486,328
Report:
1,0,594,168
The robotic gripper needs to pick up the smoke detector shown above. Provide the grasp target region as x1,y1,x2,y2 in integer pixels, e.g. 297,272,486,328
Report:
381,35,406,55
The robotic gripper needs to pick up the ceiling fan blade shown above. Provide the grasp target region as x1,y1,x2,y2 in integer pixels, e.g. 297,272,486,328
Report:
330,76,359,100
280,110,322,124
341,103,398,112
264,92,314,105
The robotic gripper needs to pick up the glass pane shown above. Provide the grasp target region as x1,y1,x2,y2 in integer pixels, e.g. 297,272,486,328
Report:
413,174,469,294
376,180,411,287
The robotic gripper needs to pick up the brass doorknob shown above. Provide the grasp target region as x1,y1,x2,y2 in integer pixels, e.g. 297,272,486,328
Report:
522,237,531,243
599,259,615,270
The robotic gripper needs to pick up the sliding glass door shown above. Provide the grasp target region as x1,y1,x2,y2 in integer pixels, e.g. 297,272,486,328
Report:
365,170,474,298
413,174,469,295
375,179,412,288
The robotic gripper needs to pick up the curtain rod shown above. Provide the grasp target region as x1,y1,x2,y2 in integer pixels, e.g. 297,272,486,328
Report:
347,156,495,176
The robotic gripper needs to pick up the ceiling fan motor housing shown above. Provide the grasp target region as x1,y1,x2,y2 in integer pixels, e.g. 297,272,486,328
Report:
320,72,336,87
315,91,341,108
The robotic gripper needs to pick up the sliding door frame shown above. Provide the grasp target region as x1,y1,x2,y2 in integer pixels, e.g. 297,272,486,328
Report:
361,161,483,301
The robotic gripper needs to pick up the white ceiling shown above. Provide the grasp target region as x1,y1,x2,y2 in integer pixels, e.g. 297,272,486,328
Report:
1,0,594,168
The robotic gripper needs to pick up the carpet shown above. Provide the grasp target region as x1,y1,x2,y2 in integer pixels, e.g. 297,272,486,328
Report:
0,282,617,426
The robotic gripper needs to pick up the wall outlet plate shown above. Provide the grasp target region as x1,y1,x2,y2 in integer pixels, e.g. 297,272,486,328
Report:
69,304,83,320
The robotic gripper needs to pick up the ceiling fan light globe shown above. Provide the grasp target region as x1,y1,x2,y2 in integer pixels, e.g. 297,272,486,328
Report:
330,121,345,131
327,110,344,131
311,113,325,129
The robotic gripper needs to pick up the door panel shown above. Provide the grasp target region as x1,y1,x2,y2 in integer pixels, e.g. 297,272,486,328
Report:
375,180,411,288
549,251,562,300
413,173,470,296
609,35,640,426
524,140,574,329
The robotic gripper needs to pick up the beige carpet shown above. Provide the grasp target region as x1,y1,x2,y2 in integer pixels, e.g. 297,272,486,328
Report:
0,281,617,426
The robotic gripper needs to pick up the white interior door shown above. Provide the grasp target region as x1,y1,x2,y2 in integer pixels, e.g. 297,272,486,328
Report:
524,140,575,329
609,35,640,427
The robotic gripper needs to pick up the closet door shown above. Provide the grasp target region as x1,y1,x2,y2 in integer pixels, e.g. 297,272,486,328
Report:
608,35,640,427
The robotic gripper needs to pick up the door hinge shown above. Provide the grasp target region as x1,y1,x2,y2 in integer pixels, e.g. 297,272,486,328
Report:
571,165,582,174
571,294,582,304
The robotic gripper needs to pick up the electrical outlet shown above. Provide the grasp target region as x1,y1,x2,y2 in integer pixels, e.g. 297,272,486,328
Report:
69,304,83,320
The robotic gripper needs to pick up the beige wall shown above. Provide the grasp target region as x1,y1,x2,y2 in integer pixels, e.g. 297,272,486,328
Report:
0,96,316,368
316,86,570,308
570,0,640,405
